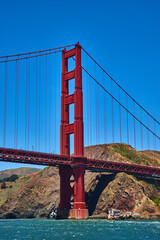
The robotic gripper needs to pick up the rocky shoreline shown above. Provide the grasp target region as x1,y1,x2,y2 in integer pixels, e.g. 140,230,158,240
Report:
89,214,160,220
1,213,160,220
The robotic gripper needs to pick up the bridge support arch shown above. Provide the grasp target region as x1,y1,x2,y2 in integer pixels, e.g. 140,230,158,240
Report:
59,43,88,219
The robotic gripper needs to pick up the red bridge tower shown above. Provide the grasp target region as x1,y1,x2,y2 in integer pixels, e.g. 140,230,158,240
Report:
59,43,88,219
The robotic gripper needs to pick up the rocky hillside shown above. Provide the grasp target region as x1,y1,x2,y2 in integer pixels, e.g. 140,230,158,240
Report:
0,144,160,219
0,167,60,218
85,173,160,217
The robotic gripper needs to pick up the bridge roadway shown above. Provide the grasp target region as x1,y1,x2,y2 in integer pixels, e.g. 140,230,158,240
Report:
0,147,160,179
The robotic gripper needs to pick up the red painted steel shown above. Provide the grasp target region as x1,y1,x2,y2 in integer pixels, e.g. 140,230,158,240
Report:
71,44,88,219
65,123,74,134
65,94,74,105
0,148,160,178
59,43,88,219
64,70,75,81
59,47,71,212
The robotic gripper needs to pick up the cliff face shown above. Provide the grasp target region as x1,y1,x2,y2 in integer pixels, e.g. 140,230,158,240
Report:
85,172,160,216
0,144,160,219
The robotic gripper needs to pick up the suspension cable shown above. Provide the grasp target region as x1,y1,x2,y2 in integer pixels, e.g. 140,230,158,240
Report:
81,46,160,126
0,50,63,63
82,66,160,141
0,44,76,59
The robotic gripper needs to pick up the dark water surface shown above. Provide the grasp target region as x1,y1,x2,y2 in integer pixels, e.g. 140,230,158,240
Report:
0,219,160,240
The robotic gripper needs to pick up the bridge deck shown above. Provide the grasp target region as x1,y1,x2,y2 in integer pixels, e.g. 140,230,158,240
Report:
0,148,160,179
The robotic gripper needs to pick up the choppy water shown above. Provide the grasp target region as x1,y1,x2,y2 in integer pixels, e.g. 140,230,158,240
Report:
0,219,160,240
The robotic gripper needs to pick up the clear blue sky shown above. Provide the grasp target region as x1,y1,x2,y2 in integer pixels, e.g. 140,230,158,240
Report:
0,0,160,171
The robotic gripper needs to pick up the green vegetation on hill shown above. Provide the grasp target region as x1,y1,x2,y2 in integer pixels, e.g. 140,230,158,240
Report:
1,182,6,190
0,168,41,206
110,144,142,164
0,175,32,206
0,174,19,183
109,143,160,167
153,197,160,208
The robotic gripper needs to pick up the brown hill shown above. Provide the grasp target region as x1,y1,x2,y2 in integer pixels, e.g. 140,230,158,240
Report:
0,144,160,219
84,143,160,167
0,167,60,218
0,167,41,181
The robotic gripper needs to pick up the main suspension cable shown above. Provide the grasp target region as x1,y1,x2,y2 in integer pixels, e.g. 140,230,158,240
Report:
82,66,160,141
81,46,160,126
0,44,76,59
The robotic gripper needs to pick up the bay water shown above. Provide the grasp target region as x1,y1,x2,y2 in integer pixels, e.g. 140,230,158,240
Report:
0,219,160,240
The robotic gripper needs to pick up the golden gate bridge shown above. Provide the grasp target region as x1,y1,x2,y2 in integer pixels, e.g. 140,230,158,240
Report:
0,43,160,219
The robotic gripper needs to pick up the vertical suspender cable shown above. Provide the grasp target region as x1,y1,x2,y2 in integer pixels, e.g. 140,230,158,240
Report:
45,55,48,152
97,74,99,144
14,60,18,148
14,58,19,149
103,71,106,143
87,55,89,146
35,57,38,151
3,60,8,147
111,79,114,144
153,130,155,160
140,108,143,163
133,102,136,161
38,57,41,152
126,94,129,159
104,72,107,144
141,108,143,151
28,55,30,150
49,52,51,153
95,64,97,144
90,74,92,145
147,114,150,150
55,53,56,153
25,59,28,150
16,57,19,148
119,88,122,156
154,121,157,158
147,114,150,161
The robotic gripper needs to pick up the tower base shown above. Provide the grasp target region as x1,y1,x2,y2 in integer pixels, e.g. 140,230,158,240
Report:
69,208,88,219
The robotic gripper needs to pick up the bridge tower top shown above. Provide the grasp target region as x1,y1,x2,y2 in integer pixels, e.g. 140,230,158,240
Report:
60,43,84,157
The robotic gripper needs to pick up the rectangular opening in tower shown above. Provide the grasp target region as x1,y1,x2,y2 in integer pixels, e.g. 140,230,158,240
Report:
70,133,74,155
68,57,75,72
69,104,74,124
68,78,75,95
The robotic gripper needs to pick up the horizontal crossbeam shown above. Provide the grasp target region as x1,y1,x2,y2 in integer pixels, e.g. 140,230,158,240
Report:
65,123,74,134
65,94,74,105
64,48,76,59
64,70,75,81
